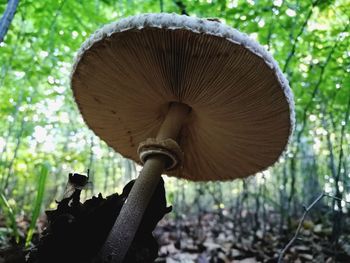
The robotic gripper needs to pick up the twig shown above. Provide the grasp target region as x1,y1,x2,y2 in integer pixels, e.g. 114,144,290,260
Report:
278,192,325,263
325,194,350,205
278,193,350,262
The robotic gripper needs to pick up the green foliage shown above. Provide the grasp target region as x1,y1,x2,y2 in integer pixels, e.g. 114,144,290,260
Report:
0,192,19,243
25,163,49,247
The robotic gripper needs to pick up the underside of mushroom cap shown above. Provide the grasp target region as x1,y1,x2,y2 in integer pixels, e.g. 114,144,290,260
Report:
71,13,295,181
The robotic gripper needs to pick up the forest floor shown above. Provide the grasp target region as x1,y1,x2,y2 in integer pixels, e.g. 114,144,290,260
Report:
1,210,350,263
1,191,350,263
154,211,350,263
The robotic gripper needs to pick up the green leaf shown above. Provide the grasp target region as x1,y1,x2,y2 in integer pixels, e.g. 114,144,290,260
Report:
25,162,50,248
0,192,20,243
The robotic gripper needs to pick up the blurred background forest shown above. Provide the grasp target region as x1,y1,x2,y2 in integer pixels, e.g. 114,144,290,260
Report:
0,0,349,262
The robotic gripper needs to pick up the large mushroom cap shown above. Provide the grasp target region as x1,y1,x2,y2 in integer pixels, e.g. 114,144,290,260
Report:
71,13,294,181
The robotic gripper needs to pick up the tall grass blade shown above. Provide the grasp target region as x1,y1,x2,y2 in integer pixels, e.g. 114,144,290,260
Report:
25,163,49,248
0,192,20,243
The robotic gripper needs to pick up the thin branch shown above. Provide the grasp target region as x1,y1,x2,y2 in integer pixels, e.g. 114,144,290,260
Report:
0,0,20,43
335,92,350,185
278,192,325,263
325,194,350,205
173,0,188,16
265,0,285,50
48,0,66,52
278,193,350,262
283,0,319,73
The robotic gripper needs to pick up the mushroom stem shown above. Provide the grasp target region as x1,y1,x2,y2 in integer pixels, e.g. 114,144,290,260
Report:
156,102,191,140
100,102,190,262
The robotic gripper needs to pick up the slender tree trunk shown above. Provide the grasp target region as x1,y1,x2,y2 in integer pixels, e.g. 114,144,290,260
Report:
173,0,188,15
159,0,163,12
331,93,350,244
0,0,20,42
288,158,297,226
238,180,248,236
194,184,204,223
253,178,261,236
47,129,72,205
103,161,109,193
87,136,95,195
233,185,241,238
261,174,267,236
2,117,25,192
280,161,288,233
206,183,223,220
0,91,23,168
112,157,117,190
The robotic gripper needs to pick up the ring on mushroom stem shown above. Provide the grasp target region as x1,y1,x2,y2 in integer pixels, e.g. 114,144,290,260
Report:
138,138,184,171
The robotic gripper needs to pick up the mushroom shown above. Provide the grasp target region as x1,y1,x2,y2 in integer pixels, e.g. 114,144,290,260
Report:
71,13,294,262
